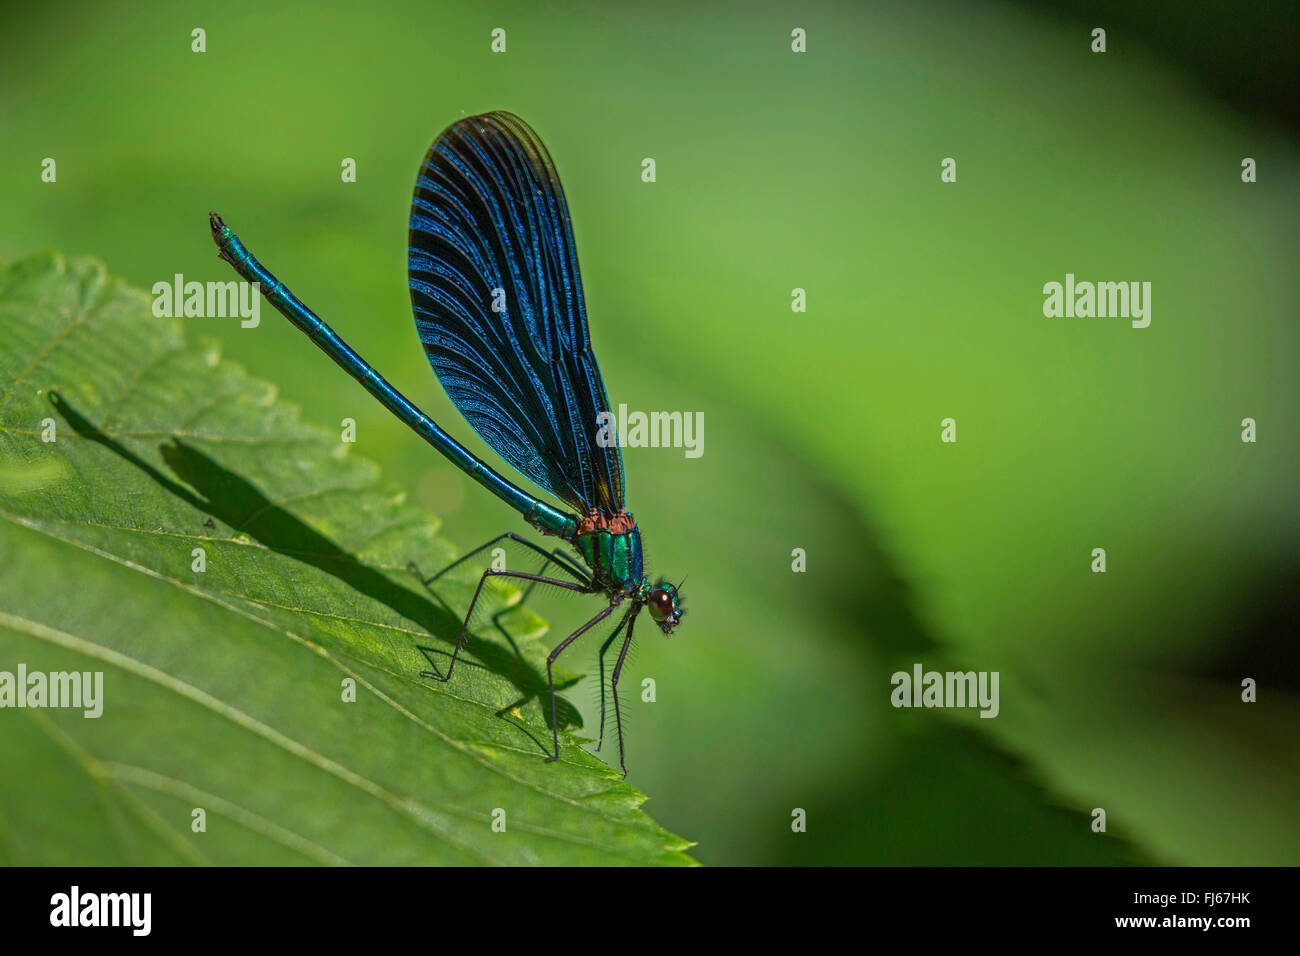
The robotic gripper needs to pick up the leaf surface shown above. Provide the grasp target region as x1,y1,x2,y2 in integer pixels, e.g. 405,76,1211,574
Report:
0,253,694,866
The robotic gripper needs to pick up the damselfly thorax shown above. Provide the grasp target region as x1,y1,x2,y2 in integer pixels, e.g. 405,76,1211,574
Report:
573,508,644,594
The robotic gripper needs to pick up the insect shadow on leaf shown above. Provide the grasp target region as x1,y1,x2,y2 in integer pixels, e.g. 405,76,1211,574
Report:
47,390,580,751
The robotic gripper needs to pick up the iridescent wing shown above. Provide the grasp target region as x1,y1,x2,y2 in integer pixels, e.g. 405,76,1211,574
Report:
407,111,624,515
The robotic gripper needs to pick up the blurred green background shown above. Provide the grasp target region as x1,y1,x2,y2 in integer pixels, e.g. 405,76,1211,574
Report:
3,0,1297,864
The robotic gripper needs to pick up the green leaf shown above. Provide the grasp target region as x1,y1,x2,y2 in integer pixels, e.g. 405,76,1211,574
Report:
0,252,695,865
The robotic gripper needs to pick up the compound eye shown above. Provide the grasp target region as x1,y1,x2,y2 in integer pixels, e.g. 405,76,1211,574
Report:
648,589,675,621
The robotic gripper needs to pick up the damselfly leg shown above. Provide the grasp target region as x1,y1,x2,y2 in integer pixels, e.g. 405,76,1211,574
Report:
544,596,626,763
595,611,633,752
410,532,589,589
420,569,595,682
609,609,639,778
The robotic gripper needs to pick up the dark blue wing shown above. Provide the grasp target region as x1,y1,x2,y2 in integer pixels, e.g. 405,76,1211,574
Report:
407,111,624,516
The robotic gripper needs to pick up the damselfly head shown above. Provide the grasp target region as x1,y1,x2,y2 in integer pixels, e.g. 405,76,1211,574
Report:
646,580,684,635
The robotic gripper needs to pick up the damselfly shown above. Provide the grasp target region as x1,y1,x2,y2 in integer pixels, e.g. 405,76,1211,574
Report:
210,111,684,776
